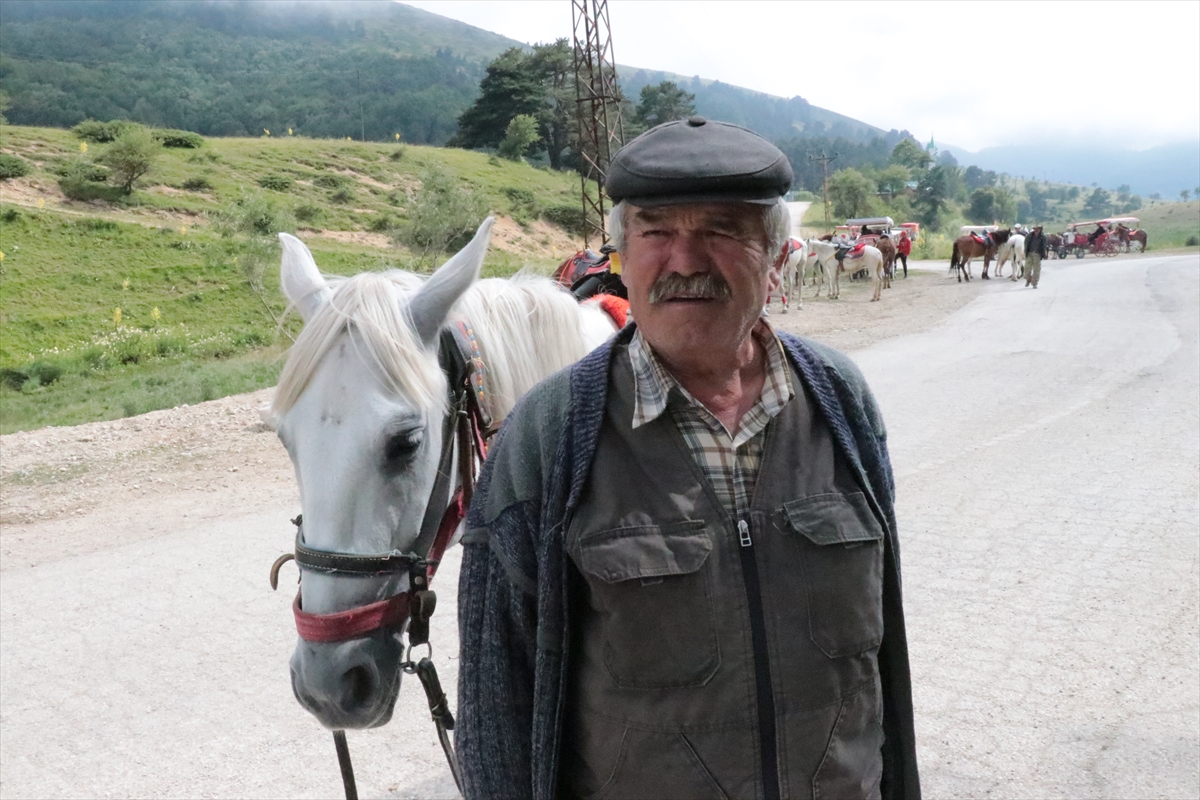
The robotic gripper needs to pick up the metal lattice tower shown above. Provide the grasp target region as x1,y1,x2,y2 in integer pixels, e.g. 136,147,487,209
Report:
571,0,624,247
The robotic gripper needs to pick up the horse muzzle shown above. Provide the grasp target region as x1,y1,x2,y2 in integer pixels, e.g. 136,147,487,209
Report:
289,632,405,730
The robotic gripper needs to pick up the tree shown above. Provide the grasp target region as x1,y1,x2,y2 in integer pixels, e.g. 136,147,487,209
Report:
529,40,574,170
967,187,1015,224
1026,181,1049,219
828,168,875,219
914,165,950,228
1182,190,1191,202
876,164,910,200
451,48,544,151
395,167,489,267
1116,184,1131,203
965,165,997,191
498,114,539,161
1083,187,1112,217
99,126,157,192
890,138,932,171
633,81,696,129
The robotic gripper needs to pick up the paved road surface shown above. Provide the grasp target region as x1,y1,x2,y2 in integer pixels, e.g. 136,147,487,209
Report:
2,254,1196,798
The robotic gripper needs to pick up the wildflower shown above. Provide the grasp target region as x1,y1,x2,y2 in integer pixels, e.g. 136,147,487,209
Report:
113,308,122,324
37,199,44,209
395,133,400,141
80,142,88,154
151,307,160,322
264,129,271,136
288,128,293,136
0,252,4,262
122,278,130,290
180,226,187,235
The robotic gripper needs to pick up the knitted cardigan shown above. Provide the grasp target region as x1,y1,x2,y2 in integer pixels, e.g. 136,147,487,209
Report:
456,326,920,800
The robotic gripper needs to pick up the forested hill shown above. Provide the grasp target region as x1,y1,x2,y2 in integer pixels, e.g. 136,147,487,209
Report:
0,0,889,147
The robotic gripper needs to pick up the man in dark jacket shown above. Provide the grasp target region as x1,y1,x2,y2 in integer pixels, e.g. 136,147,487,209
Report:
1026,225,1048,288
457,118,920,800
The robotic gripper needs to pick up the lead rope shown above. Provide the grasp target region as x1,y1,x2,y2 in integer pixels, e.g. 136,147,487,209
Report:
333,730,358,800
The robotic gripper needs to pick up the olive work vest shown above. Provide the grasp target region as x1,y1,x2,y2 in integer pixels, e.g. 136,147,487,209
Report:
560,346,886,800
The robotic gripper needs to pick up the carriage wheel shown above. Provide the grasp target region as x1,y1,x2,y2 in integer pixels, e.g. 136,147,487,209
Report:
1075,248,1086,259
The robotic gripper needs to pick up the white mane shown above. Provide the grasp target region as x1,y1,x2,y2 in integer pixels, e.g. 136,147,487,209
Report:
270,270,593,423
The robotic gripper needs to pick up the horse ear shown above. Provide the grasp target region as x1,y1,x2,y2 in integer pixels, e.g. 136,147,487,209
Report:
407,217,495,346
278,233,330,322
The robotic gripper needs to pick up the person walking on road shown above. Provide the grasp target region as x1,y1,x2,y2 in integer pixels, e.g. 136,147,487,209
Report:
897,229,912,277
1026,225,1048,288
456,117,920,800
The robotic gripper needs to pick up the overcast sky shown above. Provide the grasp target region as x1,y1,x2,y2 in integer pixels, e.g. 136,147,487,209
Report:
403,0,1200,153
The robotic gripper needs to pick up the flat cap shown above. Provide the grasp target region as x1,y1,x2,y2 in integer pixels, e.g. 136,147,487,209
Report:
606,116,793,207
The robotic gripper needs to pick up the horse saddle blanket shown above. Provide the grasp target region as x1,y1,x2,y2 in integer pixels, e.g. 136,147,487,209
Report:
840,242,868,260
970,233,993,247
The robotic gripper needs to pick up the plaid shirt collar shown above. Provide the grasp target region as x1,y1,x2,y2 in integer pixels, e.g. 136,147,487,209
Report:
629,319,794,444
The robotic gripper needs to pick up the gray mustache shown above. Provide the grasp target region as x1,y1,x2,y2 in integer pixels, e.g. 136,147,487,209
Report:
648,272,732,303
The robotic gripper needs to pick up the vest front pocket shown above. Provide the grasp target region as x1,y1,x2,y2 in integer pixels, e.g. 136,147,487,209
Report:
781,493,885,658
577,521,720,688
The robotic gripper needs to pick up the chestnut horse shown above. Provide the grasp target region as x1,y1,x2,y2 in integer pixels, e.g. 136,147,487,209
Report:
1115,224,1148,253
949,229,1012,282
876,235,898,282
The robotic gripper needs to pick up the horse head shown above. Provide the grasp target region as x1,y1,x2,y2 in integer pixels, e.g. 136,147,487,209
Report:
269,219,494,730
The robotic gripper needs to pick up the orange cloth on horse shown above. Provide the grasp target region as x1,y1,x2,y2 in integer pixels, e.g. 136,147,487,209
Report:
586,293,631,328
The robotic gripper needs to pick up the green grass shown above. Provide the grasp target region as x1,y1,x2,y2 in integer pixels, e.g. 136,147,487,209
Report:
0,125,594,432
0,347,285,435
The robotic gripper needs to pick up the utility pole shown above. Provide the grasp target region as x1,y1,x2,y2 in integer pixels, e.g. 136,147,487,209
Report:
572,0,625,248
808,150,838,232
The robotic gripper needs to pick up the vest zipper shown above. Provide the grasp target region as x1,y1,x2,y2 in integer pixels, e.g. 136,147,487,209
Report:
737,518,781,800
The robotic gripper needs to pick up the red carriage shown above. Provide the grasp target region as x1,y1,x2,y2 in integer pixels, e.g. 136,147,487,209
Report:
1056,220,1121,258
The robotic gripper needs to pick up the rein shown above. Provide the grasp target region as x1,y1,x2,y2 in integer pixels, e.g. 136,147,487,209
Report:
270,321,494,799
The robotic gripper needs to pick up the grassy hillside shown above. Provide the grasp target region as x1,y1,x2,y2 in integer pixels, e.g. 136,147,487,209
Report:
0,124,587,433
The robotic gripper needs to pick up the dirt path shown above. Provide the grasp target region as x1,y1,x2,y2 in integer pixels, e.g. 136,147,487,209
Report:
0,261,983,569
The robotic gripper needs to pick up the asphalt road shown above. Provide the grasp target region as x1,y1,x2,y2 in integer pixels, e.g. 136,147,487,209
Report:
1,253,1196,799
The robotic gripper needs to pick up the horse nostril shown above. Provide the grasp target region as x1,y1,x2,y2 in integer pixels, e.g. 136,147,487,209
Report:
342,665,375,710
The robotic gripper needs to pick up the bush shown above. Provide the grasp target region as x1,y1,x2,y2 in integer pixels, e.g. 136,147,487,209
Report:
51,159,110,181
99,127,158,192
1,207,20,223
330,188,354,204
26,360,64,386
369,214,395,232
313,174,349,189
389,147,405,162
258,174,293,192
181,177,211,191
154,129,205,148
498,114,539,161
59,167,127,202
215,192,295,237
75,217,118,232
1187,236,1199,247
1,368,29,390
294,203,322,223
72,119,139,143
542,204,586,234
395,167,489,264
0,153,30,181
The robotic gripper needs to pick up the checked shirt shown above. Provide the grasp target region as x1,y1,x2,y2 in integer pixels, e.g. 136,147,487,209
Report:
629,320,794,518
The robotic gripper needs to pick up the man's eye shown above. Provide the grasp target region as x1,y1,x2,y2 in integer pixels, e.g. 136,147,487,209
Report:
383,431,423,462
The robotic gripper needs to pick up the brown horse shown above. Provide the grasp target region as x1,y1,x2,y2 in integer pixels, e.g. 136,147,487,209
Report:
1115,224,1148,252
876,236,897,283
949,229,1012,282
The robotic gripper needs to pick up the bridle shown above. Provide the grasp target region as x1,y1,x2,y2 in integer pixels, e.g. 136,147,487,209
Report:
269,321,495,799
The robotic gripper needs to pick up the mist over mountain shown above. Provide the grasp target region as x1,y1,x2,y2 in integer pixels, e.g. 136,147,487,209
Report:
941,141,1200,199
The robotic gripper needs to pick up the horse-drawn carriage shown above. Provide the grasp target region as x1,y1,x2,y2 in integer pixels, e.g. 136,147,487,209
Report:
1056,220,1121,259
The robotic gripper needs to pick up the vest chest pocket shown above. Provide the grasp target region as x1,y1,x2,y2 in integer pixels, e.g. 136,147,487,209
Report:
781,493,885,659
577,521,720,689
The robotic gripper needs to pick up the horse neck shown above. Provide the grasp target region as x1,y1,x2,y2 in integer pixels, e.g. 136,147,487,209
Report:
455,278,595,422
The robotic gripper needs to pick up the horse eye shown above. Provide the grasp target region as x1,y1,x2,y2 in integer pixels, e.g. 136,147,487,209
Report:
383,430,423,462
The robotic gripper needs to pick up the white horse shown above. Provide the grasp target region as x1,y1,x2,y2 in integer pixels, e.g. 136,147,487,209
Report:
995,233,1026,281
767,237,805,313
862,245,887,301
267,218,615,731
808,239,844,299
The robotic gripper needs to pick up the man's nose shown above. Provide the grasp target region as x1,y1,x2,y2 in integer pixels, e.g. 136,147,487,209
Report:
663,232,712,275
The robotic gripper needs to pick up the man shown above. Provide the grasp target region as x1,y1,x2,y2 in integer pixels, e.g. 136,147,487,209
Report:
896,230,912,278
457,117,919,800
1026,225,1048,288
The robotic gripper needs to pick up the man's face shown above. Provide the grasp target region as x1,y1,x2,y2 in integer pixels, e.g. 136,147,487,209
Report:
620,203,783,367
